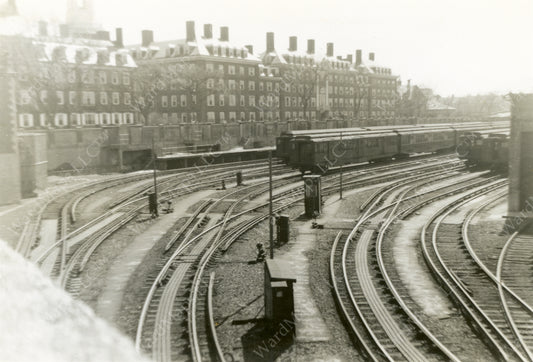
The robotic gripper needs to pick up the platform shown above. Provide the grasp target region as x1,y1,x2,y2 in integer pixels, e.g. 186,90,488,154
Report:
156,147,275,170
276,222,332,342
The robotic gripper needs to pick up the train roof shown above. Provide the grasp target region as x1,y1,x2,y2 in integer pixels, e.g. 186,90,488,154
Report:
280,127,366,136
302,131,398,142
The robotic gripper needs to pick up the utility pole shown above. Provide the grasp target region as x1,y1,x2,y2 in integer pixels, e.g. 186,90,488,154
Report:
269,150,274,259
339,132,343,199
152,134,158,217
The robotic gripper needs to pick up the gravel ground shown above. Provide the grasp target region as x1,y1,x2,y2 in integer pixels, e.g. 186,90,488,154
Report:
115,216,187,339
77,215,159,312
212,185,383,362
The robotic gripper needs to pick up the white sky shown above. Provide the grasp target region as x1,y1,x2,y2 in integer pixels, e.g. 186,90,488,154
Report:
14,0,533,96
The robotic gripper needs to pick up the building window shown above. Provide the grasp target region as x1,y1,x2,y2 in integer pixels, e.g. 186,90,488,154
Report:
240,112,245,121
112,92,120,105
229,80,236,90
70,113,81,126
83,113,98,125
98,71,107,84
240,95,245,107
248,67,255,76
249,112,255,121
56,91,64,105
111,71,119,85
219,94,224,106
228,65,235,75
18,90,31,105
123,72,130,85
285,111,291,120
248,81,255,91
81,70,94,84
18,114,34,127
249,96,256,106
206,63,214,72
207,112,216,122
259,82,264,91
171,95,178,107
82,91,95,106
53,113,68,127
161,95,168,107
219,112,225,123
229,94,236,106
239,66,245,76
207,94,215,106
181,113,188,123
100,113,111,125
239,80,245,90
40,90,47,104
112,112,122,124
69,91,76,105
191,112,197,123
124,112,134,124
207,79,214,89
267,82,272,91
229,112,236,122
180,95,187,107
124,92,131,105
100,92,108,105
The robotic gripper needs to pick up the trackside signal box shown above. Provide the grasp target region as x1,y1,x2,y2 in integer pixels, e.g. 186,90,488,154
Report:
276,215,290,244
303,175,321,218
264,259,296,330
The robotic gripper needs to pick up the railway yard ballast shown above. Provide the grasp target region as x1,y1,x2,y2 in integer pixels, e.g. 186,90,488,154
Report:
4,120,533,362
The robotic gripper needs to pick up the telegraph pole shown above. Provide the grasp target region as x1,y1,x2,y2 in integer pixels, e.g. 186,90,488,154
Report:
269,150,274,259
152,135,158,217
339,132,343,199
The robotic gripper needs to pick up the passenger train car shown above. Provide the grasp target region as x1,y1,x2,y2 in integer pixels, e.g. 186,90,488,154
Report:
279,122,509,173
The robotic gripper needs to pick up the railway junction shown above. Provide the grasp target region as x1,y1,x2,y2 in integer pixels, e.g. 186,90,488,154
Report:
2,103,533,362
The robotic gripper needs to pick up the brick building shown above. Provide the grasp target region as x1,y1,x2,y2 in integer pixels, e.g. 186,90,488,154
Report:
127,21,267,125
259,32,399,121
15,25,137,129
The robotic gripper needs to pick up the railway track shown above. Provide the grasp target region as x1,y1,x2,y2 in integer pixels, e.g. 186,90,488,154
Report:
330,168,505,361
420,179,533,361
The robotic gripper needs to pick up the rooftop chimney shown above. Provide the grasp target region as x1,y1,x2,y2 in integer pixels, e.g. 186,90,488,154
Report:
356,49,362,66
114,28,123,48
289,36,297,51
266,32,275,53
203,24,212,39
96,31,110,41
220,26,229,41
307,39,315,54
186,21,196,42
369,52,375,61
141,30,154,47
326,42,334,57
38,21,47,36
245,44,254,54
346,54,353,63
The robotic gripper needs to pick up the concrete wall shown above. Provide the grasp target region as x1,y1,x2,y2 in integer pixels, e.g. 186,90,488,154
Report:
0,45,21,205
508,94,533,213
19,133,48,196
21,116,495,173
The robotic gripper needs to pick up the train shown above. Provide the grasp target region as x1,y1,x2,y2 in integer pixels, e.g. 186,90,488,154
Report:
459,129,510,169
275,122,509,173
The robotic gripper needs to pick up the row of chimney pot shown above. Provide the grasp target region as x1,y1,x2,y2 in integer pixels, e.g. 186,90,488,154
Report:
37,20,124,48
36,19,377,66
